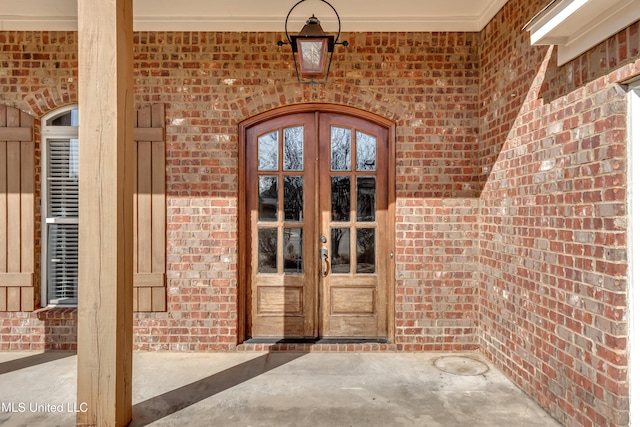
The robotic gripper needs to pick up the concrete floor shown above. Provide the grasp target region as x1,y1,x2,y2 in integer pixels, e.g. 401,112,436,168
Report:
0,351,562,427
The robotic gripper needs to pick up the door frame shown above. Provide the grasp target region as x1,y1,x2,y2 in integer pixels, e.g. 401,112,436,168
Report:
238,104,396,343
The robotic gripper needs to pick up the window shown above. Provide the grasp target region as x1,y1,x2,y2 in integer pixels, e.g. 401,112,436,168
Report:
41,106,79,306
40,104,168,309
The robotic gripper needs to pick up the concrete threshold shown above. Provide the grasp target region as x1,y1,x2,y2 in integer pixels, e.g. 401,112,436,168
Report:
0,351,561,426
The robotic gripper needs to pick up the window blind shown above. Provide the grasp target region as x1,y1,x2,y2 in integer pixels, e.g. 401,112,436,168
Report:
46,138,79,305
47,223,78,303
47,139,79,218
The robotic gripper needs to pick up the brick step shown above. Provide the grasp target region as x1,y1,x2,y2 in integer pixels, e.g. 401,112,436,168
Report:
236,341,399,352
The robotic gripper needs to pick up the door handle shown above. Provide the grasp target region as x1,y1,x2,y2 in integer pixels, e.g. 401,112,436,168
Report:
321,248,329,277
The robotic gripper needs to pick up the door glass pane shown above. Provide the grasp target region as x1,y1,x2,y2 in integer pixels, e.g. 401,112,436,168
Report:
258,228,278,273
258,176,278,221
331,126,351,171
258,131,278,171
356,177,376,222
284,176,303,222
331,176,351,222
284,126,304,171
331,228,350,273
356,229,376,273
284,228,303,274
356,131,376,171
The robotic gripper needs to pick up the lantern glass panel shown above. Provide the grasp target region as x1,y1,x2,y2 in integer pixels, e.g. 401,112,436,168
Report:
296,38,328,75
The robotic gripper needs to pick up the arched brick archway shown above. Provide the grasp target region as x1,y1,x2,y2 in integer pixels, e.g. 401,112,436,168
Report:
237,102,397,343
229,83,407,124
24,84,78,118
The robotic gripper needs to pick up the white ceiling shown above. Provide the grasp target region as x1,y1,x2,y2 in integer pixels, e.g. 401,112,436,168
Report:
0,0,510,32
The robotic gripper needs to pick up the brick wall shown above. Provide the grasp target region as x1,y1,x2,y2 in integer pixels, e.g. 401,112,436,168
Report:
478,1,639,426
0,30,480,352
395,198,479,351
1,3,639,425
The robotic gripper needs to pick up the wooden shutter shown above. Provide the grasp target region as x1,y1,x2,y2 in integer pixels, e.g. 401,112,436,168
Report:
0,105,35,311
133,104,166,311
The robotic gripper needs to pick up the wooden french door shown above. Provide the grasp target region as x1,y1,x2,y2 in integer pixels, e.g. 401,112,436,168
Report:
243,107,392,340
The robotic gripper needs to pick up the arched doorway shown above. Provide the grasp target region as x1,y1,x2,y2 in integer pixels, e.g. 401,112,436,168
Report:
239,104,395,342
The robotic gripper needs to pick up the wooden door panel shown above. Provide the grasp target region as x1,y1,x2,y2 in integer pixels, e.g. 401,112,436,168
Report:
243,107,392,341
319,113,389,339
331,287,376,314
326,319,379,337
246,113,317,338
257,287,304,315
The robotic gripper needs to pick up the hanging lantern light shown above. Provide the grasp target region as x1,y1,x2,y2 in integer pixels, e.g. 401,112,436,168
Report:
278,0,348,84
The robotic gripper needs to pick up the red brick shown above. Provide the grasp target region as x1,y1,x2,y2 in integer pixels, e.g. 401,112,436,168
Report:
0,1,637,424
